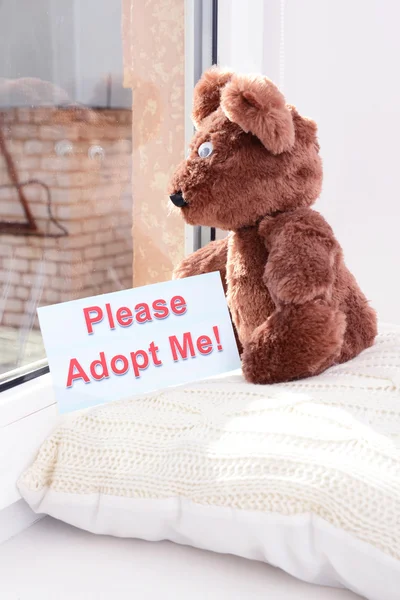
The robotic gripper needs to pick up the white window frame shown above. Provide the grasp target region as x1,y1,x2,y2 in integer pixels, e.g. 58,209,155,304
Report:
217,0,266,73
185,0,216,253
0,373,57,542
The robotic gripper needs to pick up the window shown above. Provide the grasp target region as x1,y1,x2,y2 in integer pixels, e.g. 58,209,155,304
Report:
0,0,215,385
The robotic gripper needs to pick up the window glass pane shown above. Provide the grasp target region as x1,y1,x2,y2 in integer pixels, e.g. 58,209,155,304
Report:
0,0,186,380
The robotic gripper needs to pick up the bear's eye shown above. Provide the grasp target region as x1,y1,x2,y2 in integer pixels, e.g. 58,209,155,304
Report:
198,141,213,158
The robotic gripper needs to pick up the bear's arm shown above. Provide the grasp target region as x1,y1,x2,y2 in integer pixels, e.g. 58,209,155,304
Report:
259,210,339,305
173,236,229,293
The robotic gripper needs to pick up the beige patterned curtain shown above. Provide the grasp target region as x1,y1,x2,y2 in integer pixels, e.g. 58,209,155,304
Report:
122,0,186,286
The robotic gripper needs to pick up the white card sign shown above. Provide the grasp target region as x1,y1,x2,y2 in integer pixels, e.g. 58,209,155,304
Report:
37,272,241,413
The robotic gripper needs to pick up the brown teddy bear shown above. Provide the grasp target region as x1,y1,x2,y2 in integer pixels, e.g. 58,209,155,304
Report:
168,68,377,384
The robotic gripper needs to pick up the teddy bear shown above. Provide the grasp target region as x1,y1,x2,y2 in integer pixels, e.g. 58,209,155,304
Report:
168,67,377,384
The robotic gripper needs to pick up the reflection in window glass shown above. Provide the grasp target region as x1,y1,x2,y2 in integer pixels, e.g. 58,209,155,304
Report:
0,0,186,378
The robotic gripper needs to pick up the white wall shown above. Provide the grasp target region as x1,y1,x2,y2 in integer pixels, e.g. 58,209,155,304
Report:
218,0,400,324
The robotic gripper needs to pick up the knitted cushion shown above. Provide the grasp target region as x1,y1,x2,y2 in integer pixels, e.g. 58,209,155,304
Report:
19,323,400,600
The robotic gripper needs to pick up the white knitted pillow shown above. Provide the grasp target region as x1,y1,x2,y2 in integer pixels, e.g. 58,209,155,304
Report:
19,324,400,600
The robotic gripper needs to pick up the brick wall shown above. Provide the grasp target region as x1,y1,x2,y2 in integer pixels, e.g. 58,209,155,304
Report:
0,106,133,330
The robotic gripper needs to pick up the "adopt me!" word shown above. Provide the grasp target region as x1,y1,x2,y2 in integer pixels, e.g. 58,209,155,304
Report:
66,295,223,388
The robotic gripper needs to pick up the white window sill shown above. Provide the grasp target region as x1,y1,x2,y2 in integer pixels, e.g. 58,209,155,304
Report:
0,373,59,542
0,371,56,429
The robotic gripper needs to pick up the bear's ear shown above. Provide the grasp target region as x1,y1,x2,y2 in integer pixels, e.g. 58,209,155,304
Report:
192,67,233,128
220,74,295,154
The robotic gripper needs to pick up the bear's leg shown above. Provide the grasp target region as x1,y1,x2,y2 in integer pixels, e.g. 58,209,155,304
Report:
241,301,346,384
339,292,377,363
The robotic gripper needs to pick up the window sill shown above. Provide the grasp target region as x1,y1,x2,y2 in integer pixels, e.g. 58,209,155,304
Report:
0,371,56,428
0,373,59,543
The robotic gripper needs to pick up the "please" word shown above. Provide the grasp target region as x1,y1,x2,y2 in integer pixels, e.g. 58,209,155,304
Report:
83,295,187,334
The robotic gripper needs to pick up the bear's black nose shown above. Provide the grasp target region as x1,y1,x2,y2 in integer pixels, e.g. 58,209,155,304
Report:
169,192,188,207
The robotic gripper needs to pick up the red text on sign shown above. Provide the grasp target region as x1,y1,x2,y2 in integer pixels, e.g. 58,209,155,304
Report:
66,342,162,387
169,326,223,361
83,295,187,335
